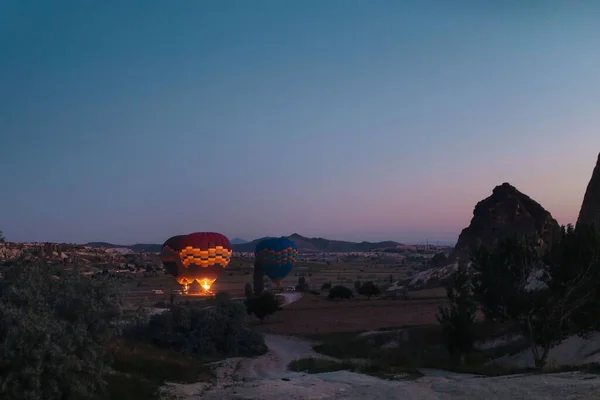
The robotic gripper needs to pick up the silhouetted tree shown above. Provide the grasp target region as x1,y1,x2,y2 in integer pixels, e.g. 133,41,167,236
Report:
244,282,254,298
245,292,281,323
471,225,600,368
430,253,447,268
358,281,381,299
436,265,477,365
354,280,362,293
296,276,309,292
328,285,354,300
253,260,264,295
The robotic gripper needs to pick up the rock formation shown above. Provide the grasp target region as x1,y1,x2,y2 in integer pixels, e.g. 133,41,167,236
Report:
449,182,561,264
577,152,600,232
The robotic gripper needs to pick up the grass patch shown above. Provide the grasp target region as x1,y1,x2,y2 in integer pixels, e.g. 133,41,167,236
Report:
306,321,548,378
106,341,218,399
288,357,423,380
289,357,355,373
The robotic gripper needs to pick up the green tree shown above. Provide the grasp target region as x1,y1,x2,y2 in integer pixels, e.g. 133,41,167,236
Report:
0,261,123,399
436,265,477,365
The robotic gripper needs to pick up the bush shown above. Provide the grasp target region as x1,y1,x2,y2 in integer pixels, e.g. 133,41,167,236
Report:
0,261,123,400
245,292,281,323
321,282,332,291
154,300,168,308
214,291,230,304
127,300,267,357
327,285,354,300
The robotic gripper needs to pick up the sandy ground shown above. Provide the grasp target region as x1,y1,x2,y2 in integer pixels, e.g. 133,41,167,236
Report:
164,334,600,400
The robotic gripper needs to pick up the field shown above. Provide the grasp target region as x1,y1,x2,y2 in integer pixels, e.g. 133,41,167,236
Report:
121,255,426,306
252,289,446,335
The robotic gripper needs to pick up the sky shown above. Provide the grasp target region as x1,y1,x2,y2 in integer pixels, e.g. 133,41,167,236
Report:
1,1,600,245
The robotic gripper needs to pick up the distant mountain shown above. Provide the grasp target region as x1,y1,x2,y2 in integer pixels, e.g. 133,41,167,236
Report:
86,242,120,248
232,233,401,253
230,237,249,245
86,233,403,253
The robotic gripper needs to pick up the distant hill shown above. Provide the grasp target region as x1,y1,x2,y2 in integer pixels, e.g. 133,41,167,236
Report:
86,233,402,253
230,237,249,245
232,233,401,253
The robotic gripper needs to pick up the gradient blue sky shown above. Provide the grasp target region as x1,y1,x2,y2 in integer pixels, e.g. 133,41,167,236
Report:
1,1,599,245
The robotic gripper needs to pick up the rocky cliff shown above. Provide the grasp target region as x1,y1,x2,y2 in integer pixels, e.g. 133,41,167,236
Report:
449,183,561,264
577,152,600,232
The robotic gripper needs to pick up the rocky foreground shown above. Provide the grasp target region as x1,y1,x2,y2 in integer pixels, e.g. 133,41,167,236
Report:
164,334,600,400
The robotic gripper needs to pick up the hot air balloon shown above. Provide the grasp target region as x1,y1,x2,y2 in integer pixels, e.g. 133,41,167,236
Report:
160,232,232,294
254,237,298,287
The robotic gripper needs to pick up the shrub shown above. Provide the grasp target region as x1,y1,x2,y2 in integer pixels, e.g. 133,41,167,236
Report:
245,292,281,323
128,300,267,357
214,291,230,304
321,282,332,291
154,300,168,308
0,261,123,400
327,285,354,300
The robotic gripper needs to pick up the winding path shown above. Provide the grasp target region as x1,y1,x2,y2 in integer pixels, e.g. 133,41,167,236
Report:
165,333,600,400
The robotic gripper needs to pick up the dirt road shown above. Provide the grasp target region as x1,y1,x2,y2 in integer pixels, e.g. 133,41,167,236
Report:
164,334,600,400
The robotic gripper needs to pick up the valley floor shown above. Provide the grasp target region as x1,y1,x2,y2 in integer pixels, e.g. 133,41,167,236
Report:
164,334,600,400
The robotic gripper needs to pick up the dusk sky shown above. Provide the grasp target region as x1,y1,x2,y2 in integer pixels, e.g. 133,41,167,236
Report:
1,1,599,245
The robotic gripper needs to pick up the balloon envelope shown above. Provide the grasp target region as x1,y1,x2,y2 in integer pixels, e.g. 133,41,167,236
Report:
160,232,232,292
254,237,298,286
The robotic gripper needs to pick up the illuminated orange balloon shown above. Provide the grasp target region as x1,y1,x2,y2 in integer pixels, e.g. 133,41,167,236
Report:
160,232,232,293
